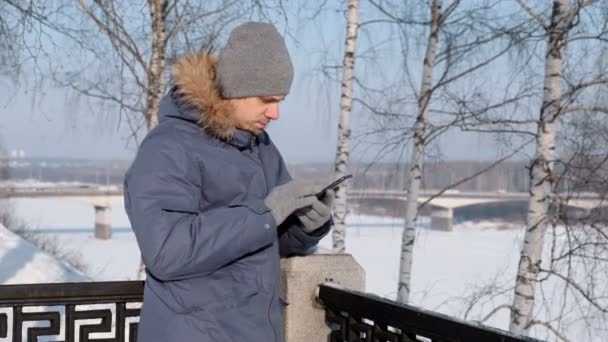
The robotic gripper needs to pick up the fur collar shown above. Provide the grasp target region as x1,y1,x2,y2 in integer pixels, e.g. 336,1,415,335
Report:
172,53,236,140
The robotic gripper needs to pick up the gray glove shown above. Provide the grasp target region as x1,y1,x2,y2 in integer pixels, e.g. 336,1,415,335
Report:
295,189,335,233
264,180,322,226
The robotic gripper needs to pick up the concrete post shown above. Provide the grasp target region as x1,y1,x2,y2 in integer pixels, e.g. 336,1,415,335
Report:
280,253,365,342
431,207,453,231
94,205,112,239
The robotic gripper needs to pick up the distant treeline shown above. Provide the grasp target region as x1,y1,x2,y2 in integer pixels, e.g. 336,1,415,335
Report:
2,158,605,194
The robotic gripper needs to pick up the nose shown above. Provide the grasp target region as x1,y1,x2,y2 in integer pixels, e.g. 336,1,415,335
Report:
265,103,280,120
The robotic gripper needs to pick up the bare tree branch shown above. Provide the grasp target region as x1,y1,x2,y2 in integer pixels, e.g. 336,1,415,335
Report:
563,76,608,99
474,304,513,325
527,320,573,342
367,0,430,25
76,0,147,70
515,0,548,30
562,105,608,115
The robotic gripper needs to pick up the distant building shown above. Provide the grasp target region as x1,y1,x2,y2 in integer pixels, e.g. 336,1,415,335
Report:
9,149,26,159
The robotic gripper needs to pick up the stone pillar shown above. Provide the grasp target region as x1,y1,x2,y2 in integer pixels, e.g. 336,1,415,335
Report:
280,253,365,342
431,207,453,231
94,205,112,239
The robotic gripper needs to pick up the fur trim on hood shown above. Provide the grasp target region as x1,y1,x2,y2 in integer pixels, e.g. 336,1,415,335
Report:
172,53,236,140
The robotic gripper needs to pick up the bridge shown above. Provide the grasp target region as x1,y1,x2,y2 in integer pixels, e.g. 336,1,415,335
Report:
1,185,605,234
348,189,602,207
0,185,124,240
349,189,605,230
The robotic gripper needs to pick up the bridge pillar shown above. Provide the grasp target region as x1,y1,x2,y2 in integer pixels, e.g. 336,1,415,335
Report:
431,207,453,231
94,205,112,239
281,253,365,342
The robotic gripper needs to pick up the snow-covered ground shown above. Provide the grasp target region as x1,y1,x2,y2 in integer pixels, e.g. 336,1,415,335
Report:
4,197,137,280
2,196,607,341
0,223,86,284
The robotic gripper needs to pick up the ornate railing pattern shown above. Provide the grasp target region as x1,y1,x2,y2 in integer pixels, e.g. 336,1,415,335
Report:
0,281,143,342
317,284,544,342
1,281,545,341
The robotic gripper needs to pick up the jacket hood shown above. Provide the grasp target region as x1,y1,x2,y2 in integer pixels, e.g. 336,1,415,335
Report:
170,53,237,140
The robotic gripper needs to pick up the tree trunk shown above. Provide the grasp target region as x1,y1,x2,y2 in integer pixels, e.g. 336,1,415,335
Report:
138,0,168,280
144,0,167,130
510,0,570,334
332,0,360,253
396,0,442,304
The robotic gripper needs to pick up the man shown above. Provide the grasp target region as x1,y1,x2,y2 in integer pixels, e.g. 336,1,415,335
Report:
124,22,333,341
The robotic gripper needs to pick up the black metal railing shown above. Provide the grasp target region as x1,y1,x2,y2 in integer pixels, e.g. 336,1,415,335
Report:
1,281,544,342
0,281,143,342
317,284,544,342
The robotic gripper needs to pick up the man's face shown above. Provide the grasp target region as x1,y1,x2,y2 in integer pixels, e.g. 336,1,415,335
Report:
229,95,286,135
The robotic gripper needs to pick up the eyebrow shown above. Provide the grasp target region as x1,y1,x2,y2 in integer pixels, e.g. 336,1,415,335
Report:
260,96,285,103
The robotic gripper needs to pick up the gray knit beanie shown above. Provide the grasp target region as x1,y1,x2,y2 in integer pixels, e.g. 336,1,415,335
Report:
217,22,294,99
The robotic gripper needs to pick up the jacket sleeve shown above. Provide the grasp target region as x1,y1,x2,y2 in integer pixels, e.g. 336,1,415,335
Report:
278,217,331,257
124,136,277,281
270,143,331,257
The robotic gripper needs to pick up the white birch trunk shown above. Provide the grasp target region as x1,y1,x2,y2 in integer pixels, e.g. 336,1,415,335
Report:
138,0,167,280
144,0,167,130
332,0,360,253
510,0,570,334
396,0,442,304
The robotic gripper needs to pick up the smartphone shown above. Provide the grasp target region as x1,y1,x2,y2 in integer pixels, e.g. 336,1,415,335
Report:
316,174,353,199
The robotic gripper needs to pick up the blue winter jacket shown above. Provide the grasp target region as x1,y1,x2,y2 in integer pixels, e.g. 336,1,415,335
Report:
124,54,330,342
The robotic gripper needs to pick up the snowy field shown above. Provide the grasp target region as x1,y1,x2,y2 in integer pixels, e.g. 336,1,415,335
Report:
0,224,85,284
1,194,606,341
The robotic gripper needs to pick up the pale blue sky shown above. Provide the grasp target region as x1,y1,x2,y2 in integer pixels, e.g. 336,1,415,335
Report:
0,1,526,163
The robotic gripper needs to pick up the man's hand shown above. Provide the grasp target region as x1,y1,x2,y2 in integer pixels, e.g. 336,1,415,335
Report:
264,179,324,226
295,189,335,233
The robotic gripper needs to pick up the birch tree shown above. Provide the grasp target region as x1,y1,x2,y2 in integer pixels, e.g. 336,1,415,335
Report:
362,0,529,304
38,0,291,144
57,1,246,138
428,2,608,338
397,0,444,304
460,107,608,341
332,0,360,253
509,0,570,331
510,0,608,335
76,0,166,130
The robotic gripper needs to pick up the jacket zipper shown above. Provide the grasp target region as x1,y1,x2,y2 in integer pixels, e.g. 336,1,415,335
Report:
247,137,275,341
243,136,276,341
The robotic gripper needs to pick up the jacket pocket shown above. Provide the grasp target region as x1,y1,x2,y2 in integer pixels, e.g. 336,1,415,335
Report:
167,310,216,337
167,271,261,315
204,286,260,313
